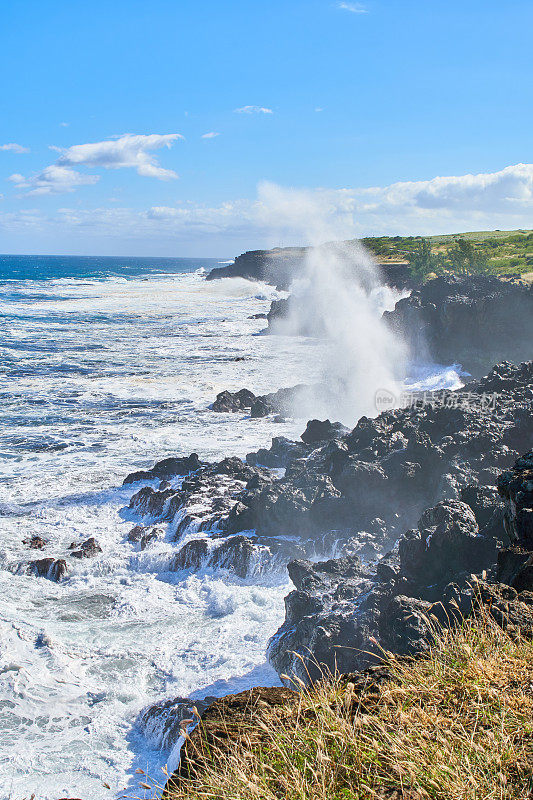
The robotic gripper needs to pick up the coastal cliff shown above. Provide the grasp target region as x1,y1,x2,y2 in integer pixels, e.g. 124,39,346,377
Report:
206,244,413,290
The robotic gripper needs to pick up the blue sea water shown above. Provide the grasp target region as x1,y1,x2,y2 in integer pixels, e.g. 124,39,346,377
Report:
0,253,220,282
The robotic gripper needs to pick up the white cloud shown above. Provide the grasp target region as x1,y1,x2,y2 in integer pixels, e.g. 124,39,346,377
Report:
234,106,273,115
9,165,99,196
0,143,30,153
60,122,70,127
201,132,221,139
355,163,533,218
337,2,368,13
2,164,532,247
55,133,182,179
315,107,324,112
8,133,182,196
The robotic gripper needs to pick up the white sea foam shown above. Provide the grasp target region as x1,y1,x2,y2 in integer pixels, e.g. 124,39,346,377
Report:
0,266,460,798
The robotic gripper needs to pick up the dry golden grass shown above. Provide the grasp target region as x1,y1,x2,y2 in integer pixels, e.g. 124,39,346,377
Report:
151,616,533,800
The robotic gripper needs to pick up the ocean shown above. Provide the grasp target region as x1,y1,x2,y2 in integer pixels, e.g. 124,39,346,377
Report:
0,255,461,799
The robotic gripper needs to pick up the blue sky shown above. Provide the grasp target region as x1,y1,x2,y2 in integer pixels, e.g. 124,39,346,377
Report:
1,0,532,256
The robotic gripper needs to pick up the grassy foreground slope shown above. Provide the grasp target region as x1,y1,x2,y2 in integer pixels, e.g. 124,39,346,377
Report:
155,615,533,800
360,229,533,279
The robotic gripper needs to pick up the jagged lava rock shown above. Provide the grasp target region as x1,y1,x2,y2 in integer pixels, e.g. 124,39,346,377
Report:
123,453,202,485
496,450,533,592
267,489,524,682
205,245,413,291
301,418,349,444
384,275,533,376
226,362,533,551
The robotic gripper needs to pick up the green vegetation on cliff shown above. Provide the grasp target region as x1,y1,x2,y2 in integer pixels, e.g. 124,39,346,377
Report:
152,614,533,800
361,229,533,280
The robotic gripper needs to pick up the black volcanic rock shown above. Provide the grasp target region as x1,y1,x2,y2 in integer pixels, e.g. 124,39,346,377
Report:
496,450,533,592
211,383,310,419
384,275,533,376
246,436,310,468
205,248,308,290
497,449,533,548
301,419,349,444
226,362,533,550
123,453,202,485
205,245,413,291
212,389,257,412
397,501,497,597
268,447,533,683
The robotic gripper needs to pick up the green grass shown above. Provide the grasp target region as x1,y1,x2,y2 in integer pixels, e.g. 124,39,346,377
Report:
358,229,533,278
153,615,533,800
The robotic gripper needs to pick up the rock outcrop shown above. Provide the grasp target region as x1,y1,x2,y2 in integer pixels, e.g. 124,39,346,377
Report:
26,558,68,582
496,450,533,592
205,245,413,292
69,537,102,559
384,275,533,376
225,362,532,553
123,362,532,582
268,501,530,682
211,384,310,418
123,453,202,485
268,449,533,683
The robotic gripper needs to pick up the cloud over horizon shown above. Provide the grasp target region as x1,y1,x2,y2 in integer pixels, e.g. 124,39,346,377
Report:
2,163,532,248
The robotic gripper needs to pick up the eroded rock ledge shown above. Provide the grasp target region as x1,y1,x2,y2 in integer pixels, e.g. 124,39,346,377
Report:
384,275,533,376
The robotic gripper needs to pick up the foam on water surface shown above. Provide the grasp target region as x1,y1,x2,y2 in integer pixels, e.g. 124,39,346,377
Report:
0,260,460,799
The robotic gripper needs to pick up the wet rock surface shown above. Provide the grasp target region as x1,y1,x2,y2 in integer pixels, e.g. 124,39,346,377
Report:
23,535,47,549
268,450,533,683
496,449,533,592
123,453,202,485
26,558,68,582
384,275,533,376
123,362,532,584
70,537,103,559
211,384,311,418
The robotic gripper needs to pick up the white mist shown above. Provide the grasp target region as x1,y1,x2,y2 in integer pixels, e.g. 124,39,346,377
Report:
257,182,408,425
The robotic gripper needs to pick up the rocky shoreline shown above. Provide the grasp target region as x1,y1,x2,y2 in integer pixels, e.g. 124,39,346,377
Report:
116,356,532,782
19,267,532,791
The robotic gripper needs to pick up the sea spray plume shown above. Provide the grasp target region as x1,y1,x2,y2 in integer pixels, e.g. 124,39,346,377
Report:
256,182,407,424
